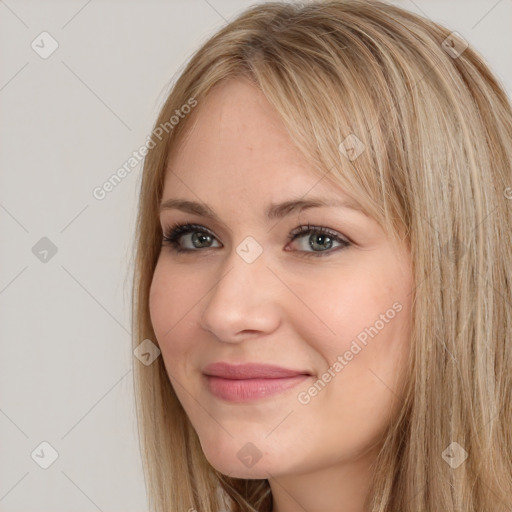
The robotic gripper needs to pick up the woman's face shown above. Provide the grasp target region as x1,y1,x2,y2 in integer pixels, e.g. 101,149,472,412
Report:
149,78,413,480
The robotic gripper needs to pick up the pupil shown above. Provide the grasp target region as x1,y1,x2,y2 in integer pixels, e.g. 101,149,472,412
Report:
311,234,332,251
193,232,211,248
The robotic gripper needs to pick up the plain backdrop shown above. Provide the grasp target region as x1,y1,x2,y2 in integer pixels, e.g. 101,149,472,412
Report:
0,0,510,510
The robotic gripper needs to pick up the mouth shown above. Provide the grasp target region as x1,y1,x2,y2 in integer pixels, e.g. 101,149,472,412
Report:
202,362,313,402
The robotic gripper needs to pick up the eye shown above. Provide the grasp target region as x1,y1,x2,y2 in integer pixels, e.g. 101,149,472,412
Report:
161,222,351,258
286,223,351,257
162,222,220,253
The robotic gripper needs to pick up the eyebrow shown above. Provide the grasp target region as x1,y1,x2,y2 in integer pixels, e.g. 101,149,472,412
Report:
159,196,368,221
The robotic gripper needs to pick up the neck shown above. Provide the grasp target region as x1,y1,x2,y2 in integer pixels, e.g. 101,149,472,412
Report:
269,442,380,512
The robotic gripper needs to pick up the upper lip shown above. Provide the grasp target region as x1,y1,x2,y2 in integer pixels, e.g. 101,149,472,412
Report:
203,362,312,379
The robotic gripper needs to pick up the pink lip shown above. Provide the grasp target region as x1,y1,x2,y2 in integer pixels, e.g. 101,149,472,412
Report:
202,362,312,402
202,362,311,379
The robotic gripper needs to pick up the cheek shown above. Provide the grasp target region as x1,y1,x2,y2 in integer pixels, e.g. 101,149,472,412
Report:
149,260,194,356
293,281,410,457
148,263,168,342
285,264,397,356
292,260,411,403
149,257,218,388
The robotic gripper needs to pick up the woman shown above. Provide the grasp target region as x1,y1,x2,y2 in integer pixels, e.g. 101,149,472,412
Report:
131,1,512,510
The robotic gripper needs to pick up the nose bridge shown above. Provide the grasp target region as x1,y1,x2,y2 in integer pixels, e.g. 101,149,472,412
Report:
199,237,281,340
215,233,269,295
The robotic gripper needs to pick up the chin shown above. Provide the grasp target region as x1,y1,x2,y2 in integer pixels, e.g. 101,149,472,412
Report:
200,442,274,479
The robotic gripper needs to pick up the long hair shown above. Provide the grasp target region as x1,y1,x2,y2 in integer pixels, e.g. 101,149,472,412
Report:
130,1,512,510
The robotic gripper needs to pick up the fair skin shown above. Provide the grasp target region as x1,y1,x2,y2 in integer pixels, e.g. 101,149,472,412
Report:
149,77,413,512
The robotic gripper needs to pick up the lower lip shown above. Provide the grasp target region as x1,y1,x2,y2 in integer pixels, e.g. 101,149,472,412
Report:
204,374,310,402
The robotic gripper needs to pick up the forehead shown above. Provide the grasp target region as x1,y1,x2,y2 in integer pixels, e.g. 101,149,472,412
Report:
163,78,343,202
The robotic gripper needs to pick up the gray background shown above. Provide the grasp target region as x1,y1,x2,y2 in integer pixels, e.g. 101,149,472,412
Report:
0,0,510,510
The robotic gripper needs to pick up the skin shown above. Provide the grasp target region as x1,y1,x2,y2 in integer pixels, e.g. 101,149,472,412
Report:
149,77,413,512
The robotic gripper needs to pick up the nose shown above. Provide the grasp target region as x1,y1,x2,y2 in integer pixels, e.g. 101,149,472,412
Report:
199,245,282,343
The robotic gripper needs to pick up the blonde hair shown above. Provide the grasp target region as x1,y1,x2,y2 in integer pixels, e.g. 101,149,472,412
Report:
131,1,512,510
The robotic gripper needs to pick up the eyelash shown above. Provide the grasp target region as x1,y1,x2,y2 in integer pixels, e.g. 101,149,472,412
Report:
161,222,351,258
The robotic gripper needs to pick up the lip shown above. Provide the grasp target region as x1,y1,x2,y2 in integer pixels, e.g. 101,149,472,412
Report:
202,362,312,402
202,362,311,379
